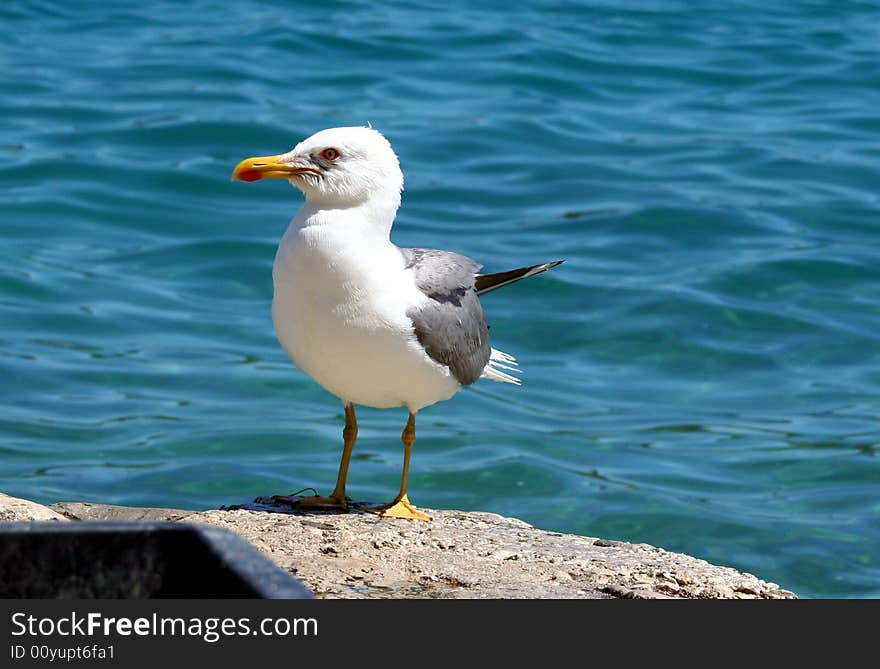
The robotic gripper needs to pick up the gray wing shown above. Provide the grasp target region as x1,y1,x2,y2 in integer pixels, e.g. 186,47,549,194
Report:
400,248,491,386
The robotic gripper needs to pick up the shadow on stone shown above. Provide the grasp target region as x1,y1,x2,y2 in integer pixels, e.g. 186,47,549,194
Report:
220,494,373,516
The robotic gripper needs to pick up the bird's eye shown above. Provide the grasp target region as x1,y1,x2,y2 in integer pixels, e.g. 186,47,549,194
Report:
321,148,340,160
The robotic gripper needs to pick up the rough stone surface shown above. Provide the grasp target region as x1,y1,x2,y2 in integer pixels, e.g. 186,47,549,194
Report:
1,492,796,599
0,493,68,522
26,496,797,600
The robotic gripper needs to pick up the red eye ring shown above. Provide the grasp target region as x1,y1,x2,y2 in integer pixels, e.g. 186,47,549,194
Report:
321,148,340,160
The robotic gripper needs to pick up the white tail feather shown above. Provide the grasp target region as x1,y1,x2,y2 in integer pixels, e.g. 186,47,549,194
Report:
481,347,521,385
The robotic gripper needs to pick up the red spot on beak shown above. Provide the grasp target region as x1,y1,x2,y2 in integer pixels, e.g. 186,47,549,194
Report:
237,170,263,182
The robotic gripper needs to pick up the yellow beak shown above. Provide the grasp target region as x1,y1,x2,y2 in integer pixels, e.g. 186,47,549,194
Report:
231,154,320,182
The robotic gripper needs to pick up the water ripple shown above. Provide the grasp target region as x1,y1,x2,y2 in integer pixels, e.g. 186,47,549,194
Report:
1,0,879,597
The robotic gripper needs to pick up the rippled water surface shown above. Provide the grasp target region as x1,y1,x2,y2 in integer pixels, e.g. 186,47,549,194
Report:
3,1,880,598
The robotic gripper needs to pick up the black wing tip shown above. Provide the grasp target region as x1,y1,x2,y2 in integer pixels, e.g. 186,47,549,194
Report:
531,259,565,274
474,258,565,296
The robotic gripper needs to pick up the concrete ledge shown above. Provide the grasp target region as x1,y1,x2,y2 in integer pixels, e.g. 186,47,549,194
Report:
0,492,68,522
2,493,796,599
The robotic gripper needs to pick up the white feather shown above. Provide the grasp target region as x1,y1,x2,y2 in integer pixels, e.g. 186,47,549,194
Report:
481,348,521,385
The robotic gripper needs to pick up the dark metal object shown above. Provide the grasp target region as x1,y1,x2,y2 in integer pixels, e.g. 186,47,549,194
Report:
0,521,312,599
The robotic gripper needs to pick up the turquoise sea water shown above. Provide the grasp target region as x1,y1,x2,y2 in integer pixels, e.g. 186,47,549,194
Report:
2,1,879,598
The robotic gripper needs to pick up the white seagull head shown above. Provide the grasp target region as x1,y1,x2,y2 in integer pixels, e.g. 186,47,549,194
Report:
232,126,404,208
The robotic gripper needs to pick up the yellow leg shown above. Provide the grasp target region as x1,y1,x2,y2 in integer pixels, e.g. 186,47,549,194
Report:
378,412,431,522
274,403,357,510
330,403,357,501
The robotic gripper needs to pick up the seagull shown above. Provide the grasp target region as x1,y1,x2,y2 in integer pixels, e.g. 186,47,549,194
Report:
232,126,562,521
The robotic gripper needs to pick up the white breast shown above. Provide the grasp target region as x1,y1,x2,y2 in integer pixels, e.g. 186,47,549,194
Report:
271,210,460,411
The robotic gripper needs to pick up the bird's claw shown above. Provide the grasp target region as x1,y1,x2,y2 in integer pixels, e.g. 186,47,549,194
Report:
356,495,432,522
